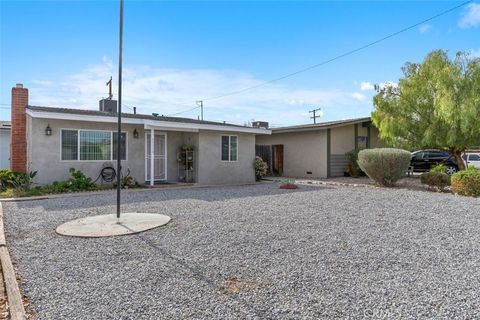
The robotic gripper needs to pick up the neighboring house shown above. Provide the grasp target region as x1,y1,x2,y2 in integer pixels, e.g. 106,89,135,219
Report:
255,118,381,178
10,84,270,185
0,121,11,169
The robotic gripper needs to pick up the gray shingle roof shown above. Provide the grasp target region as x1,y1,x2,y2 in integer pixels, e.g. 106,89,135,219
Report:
271,117,372,133
26,105,248,129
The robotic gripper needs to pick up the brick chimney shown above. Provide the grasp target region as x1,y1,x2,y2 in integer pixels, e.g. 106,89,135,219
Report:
11,83,28,172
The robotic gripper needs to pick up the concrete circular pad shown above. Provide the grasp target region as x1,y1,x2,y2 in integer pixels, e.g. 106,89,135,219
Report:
56,213,171,238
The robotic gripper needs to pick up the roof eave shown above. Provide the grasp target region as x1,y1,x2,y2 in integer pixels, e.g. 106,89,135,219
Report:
25,108,271,135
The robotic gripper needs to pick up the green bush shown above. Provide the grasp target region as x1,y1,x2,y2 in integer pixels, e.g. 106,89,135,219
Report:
9,171,37,190
0,169,15,191
357,148,411,187
451,166,480,197
420,172,451,191
254,156,268,181
345,149,364,177
429,164,448,174
66,168,96,191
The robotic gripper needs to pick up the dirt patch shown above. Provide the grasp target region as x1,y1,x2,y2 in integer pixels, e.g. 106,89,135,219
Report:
220,277,260,294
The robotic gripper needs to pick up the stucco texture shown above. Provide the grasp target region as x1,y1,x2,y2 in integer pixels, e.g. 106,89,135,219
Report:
197,131,256,185
256,130,328,178
27,117,257,186
27,117,146,185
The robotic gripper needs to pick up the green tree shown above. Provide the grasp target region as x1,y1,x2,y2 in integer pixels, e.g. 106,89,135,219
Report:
372,50,480,170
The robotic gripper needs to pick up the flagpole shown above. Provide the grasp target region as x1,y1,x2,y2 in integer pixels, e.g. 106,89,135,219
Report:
116,0,123,219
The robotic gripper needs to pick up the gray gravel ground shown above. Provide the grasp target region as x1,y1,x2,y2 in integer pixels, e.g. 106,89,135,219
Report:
3,183,480,319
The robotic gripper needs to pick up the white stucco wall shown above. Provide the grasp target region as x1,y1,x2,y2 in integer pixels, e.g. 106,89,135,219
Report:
330,125,355,155
27,116,146,185
197,131,256,185
26,116,258,186
255,130,328,178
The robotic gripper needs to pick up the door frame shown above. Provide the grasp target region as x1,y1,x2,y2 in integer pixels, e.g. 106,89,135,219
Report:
145,130,168,185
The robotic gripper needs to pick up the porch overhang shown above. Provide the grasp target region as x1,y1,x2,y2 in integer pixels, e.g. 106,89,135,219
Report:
144,123,198,132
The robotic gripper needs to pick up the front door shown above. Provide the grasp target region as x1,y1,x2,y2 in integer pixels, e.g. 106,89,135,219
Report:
146,132,167,182
272,145,284,176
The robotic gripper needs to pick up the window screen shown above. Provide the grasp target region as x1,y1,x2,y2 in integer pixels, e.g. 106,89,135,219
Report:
221,136,238,161
230,136,238,161
221,136,229,161
79,131,111,160
61,130,78,160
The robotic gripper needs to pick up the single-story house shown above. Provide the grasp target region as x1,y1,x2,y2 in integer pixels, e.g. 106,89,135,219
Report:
255,118,382,178
0,121,11,169
10,84,271,185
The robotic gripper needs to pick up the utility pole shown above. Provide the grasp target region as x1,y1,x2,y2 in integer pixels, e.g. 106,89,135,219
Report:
116,0,123,219
196,100,204,120
309,107,322,124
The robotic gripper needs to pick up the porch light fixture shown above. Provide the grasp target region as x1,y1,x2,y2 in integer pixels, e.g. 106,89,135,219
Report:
45,124,52,136
133,128,139,139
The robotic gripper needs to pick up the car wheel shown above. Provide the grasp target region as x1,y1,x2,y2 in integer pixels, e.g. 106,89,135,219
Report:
445,166,457,175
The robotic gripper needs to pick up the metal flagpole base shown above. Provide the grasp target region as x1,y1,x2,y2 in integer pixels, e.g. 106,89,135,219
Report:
56,213,171,238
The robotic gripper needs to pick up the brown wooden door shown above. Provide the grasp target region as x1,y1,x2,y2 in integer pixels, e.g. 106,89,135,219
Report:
272,145,284,175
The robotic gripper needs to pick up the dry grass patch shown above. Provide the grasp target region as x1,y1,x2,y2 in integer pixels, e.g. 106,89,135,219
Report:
220,277,260,294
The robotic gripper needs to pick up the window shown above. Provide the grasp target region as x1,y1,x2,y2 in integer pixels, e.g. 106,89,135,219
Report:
61,129,126,161
356,136,368,149
469,154,480,161
61,130,78,160
80,131,111,160
221,135,238,161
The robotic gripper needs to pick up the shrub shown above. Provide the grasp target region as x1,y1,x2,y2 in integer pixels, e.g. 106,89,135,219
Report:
344,149,364,177
357,148,411,187
451,167,480,197
429,164,448,174
9,171,37,190
420,172,451,191
254,156,268,181
67,168,96,191
0,169,15,191
0,170,37,191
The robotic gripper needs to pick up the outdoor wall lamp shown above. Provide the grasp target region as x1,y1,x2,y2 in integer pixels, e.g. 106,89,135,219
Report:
133,128,139,139
45,124,52,136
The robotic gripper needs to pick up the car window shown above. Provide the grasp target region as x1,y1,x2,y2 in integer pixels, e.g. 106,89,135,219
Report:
462,154,468,160
426,151,442,158
469,154,480,161
413,151,424,159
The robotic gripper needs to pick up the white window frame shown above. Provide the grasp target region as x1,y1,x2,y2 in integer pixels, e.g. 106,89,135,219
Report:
60,128,128,162
221,135,238,162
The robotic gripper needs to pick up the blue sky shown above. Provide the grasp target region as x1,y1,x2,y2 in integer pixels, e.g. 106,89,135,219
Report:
1,1,479,126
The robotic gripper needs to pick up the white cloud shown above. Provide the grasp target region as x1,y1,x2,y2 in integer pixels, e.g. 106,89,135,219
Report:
469,48,480,58
419,24,432,33
378,81,398,90
360,81,374,91
351,92,367,102
27,58,373,125
458,3,480,28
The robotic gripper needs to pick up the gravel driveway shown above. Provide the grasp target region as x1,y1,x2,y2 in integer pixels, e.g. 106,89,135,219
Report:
3,183,480,319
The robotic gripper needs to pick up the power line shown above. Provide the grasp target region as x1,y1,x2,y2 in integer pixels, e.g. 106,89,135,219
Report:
200,0,472,102
167,105,201,117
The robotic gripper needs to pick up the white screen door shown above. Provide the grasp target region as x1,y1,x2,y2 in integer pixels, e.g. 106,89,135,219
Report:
146,133,167,182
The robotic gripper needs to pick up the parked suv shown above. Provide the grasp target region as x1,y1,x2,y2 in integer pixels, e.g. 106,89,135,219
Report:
410,149,458,174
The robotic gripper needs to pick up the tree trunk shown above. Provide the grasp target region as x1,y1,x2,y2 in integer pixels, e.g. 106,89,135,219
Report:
451,147,466,170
